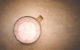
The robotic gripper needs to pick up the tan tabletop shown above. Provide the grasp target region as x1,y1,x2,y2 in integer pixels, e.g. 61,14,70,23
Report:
0,0,80,50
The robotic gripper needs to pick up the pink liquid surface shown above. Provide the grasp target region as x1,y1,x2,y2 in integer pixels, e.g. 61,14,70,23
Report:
14,17,40,44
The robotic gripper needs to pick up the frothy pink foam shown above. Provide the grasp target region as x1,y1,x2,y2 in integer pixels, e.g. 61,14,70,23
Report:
14,17,40,43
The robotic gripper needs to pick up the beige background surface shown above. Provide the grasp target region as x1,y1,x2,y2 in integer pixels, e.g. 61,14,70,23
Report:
0,0,80,50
